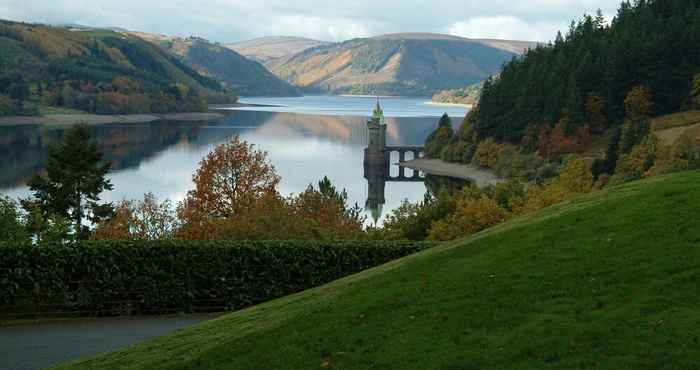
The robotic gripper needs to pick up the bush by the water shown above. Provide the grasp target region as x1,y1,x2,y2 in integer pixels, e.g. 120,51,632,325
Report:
0,240,432,318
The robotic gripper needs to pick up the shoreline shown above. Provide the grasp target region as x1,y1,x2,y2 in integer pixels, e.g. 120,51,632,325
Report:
424,101,474,109
400,158,503,186
0,110,235,127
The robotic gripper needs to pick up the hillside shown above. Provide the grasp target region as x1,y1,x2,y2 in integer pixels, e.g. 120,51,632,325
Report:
267,33,519,96
0,20,235,116
226,36,330,65
472,0,700,144
57,170,700,369
132,32,301,96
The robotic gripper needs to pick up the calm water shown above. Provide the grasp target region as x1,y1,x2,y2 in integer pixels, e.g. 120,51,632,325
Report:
0,96,468,224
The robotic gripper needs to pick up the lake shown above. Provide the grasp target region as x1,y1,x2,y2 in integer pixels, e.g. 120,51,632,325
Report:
0,96,469,224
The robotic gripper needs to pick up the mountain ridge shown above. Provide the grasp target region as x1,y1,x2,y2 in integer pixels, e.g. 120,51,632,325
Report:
128,32,302,97
264,33,526,96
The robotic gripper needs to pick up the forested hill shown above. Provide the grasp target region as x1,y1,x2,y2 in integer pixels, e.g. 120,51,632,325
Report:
267,33,521,96
473,0,700,144
131,33,302,97
0,21,236,116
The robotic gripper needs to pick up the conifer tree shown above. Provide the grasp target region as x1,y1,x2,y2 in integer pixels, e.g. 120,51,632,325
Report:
26,123,113,239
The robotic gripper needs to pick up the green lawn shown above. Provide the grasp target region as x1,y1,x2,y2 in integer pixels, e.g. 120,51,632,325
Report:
57,171,700,369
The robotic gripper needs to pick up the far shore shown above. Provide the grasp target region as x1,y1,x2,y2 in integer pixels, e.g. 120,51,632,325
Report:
0,112,228,127
424,101,474,109
0,101,291,126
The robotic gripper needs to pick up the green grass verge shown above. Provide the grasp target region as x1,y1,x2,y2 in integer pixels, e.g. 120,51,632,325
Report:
37,105,88,115
651,110,700,131
56,171,700,369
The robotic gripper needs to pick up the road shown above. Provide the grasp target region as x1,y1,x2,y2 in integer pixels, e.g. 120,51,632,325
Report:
400,158,504,186
0,314,219,370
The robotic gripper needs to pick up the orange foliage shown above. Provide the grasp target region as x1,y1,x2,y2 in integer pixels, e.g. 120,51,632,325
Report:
177,136,280,240
538,121,575,158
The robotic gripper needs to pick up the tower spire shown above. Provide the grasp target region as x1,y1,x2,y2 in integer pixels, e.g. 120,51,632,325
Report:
372,99,385,125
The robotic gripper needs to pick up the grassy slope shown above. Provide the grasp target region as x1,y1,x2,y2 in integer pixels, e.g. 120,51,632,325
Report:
652,111,700,145
58,171,700,369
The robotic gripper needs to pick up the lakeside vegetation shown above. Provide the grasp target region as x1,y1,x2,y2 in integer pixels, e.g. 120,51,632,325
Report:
0,20,237,117
431,81,483,106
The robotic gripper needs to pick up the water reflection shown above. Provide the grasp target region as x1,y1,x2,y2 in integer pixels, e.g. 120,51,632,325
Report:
0,110,443,223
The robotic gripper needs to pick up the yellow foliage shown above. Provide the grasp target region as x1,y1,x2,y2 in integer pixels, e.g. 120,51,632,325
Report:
428,195,509,241
557,155,593,194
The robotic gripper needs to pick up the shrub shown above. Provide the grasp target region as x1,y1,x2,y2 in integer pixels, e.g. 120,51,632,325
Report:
0,240,433,318
428,195,509,241
473,138,503,168
0,196,28,243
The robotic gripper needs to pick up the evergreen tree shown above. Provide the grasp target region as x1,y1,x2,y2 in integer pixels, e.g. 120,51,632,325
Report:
471,0,700,143
425,114,454,158
26,123,114,239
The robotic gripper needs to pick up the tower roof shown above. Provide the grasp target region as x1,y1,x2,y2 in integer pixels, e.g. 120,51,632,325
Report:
372,100,385,125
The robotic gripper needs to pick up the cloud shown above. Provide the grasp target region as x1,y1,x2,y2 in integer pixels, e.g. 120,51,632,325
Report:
0,0,621,42
448,16,569,42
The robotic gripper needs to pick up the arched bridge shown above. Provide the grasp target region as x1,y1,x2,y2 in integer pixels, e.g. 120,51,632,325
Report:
385,145,425,181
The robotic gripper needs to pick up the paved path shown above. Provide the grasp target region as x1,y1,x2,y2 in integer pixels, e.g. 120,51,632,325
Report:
0,314,219,370
400,158,504,186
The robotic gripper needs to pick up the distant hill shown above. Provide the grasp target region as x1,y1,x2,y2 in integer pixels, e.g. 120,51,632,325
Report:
372,33,539,54
265,33,523,96
0,20,235,116
131,32,301,97
226,36,330,65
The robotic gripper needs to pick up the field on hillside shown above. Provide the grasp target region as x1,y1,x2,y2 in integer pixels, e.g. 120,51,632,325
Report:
653,111,700,144
58,171,700,370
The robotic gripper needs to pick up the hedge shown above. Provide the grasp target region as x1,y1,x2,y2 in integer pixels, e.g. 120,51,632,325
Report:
0,240,433,319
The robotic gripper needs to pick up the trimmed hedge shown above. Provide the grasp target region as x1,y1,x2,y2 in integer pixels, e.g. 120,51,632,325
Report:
0,240,433,318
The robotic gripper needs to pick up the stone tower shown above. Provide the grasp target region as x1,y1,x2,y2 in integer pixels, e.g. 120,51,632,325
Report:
363,101,389,224
366,100,387,154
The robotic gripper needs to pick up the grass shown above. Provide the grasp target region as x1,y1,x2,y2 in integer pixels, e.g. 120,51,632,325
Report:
56,171,700,369
651,110,700,131
37,105,87,115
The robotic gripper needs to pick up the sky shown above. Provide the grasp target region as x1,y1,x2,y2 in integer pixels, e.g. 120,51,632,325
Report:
0,0,621,43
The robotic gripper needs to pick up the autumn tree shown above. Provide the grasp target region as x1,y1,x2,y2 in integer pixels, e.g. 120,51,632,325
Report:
612,135,663,183
177,136,280,239
618,86,654,155
624,86,654,121
428,195,509,241
93,193,177,240
557,155,593,193
473,138,503,168
25,123,113,239
584,95,608,134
